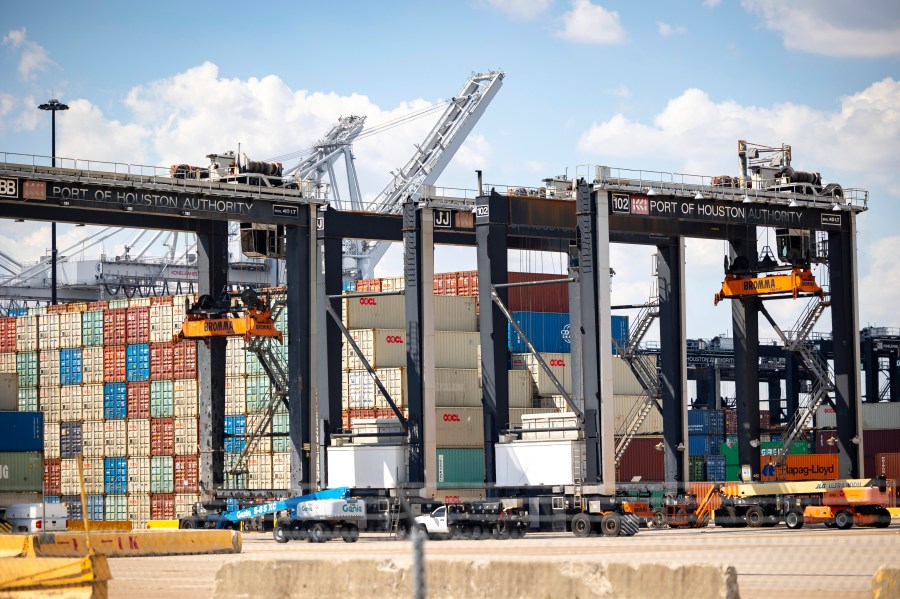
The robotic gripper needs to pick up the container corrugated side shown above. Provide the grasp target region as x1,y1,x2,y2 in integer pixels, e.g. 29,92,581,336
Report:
15,351,38,389
614,394,664,435
81,310,104,347
510,352,572,395
150,342,174,380
874,453,900,479
0,353,15,375
435,407,484,447
174,455,199,493
272,452,290,487
58,312,82,348
150,418,175,456
436,448,484,489
127,419,151,457
127,457,150,493
343,295,477,332
816,402,900,430
127,382,150,419
149,305,175,343
105,457,128,495
343,329,480,370
495,439,583,486
611,356,653,395
37,314,61,351
60,458,79,495
0,452,43,492
507,312,570,354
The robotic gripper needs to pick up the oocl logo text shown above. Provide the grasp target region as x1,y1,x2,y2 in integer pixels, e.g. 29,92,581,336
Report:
385,335,403,344
549,359,566,367
359,297,377,306
443,414,461,422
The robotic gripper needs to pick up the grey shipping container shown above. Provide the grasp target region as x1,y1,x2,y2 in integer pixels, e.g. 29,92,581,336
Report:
60,421,83,459
0,374,17,411
0,452,43,492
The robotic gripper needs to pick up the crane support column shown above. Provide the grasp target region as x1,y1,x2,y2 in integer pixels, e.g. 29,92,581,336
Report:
828,226,863,477
403,201,435,491
578,185,614,492
657,238,688,489
476,191,510,495
315,209,345,488
768,376,783,426
863,336,878,403
730,231,761,481
197,220,229,495
286,220,312,492
891,353,900,403
784,352,801,424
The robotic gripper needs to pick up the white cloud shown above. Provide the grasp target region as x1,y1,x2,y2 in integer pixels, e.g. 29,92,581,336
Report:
657,22,686,37
859,237,900,325
577,78,900,196
557,0,625,44
613,84,630,97
486,0,552,19
742,0,900,57
0,93,14,133
703,0,721,7
3,27,55,80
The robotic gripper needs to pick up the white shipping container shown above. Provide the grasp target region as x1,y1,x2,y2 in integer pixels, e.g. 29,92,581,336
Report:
342,329,480,370
614,394,664,435
83,384,104,421
511,353,572,396
495,440,585,487
174,417,199,455
435,407,484,447
127,457,151,493
105,495,128,522
248,453,273,489
246,415,271,452
175,493,200,518
342,295,477,332
105,420,127,457
81,347,104,384
60,458,79,495
226,338,246,376
380,276,405,292
508,369,534,409
81,420,105,458
60,385,82,421
0,352,15,374
272,452,290,487
43,422,60,458
351,418,404,445
37,314,61,351
59,312,82,348
127,419,150,457
40,385,61,422
128,297,151,308
612,356,653,396
816,402,900,431
225,377,246,414
149,305,175,343
83,458,104,494
127,493,151,529
39,351,61,387
509,408,559,428
16,317,38,352
173,380,198,418
520,411,581,440
327,445,408,489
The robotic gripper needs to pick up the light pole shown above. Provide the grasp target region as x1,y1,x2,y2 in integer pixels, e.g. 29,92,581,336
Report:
38,99,69,305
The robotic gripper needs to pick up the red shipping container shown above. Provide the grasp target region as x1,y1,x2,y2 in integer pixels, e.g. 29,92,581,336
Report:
173,341,197,379
43,458,61,496
874,453,900,479
87,301,108,311
150,493,175,519
126,307,150,344
104,309,127,346
150,418,175,456
47,304,68,315
103,345,127,382
127,382,151,419
815,430,840,454
864,429,900,476
759,410,771,430
725,409,737,435
344,408,400,431
616,436,665,482
174,455,199,493
150,343,174,380
150,295,173,306
456,271,478,297
0,318,16,353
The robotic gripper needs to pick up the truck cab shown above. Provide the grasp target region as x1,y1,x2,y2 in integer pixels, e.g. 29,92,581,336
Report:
414,506,450,538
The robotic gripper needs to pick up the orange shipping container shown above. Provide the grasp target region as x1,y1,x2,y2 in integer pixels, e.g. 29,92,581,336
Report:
686,482,723,513
126,307,150,344
150,342,174,380
104,309,127,346
759,454,839,482
103,345,126,382
173,341,197,379
128,382,151,419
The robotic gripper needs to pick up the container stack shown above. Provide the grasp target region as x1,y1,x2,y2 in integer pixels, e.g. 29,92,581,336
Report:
0,411,44,502
687,409,724,481
815,402,900,475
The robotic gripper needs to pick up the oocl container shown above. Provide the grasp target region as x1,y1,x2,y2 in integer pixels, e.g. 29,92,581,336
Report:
81,347,104,384
342,295,477,332
127,419,150,457
342,329,480,370
816,402,900,430
248,453,273,489
510,352,572,395
174,418,198,455
127,457,150,493
104,420,127,457
435,408,484,447
81,421,105,458
614,395,664,435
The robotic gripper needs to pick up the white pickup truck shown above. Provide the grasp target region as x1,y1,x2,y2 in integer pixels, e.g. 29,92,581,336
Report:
414,501,528,540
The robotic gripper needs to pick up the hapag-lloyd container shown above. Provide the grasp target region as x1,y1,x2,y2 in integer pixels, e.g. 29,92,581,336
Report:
816,402,900,430
874,453,900,479
342,295,478,332
343,329,480,370
759,454,839,481
81,347,104,384
510,353,572,395
127,419,150,457
435,407,484,447
105,495,128,521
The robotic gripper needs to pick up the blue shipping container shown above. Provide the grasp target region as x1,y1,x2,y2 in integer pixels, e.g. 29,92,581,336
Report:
611,315,629,355
706,455,726,481
8,308,27,317
687,410,724,436
342,280,357,292
0,411,43,452
104,383,127,419
45,495,60,504
225,415,246,453
508,312,629,354
59,348,83,385
104,457,128,495
126,343,150,382
86,494,104,521
688,434,721,456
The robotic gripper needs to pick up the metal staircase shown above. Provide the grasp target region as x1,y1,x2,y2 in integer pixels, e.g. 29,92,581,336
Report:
228,297,290,476
762,294,834,466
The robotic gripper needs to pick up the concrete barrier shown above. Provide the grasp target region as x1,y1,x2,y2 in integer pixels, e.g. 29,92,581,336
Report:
0,554,110,598
213,559,740,599
6,530,241,558
0,535,29,558
872,567,899,599
67,520,133,532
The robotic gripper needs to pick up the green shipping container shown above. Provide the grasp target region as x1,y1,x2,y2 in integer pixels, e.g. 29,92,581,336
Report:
82,310,104,347
725,465,742,482
150,380,174,418
18,387,38,412
720,440,811,466
16,352,38,389
272,413,290,453
150,456,174,493
688,455,706,482
436,448,484,489
0,451,43,492
246,376,272,413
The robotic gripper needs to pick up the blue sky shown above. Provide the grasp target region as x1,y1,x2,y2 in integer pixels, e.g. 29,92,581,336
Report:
2,0,899,343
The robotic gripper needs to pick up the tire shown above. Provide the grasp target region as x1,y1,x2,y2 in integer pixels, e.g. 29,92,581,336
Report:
308,522,329,543
874,507,892,529
717,506,738,528
785,510,804,530
571,513,592,538
450,523,466,539
824,521,836,528
469,524,484,540
600,513,622,537
273,524,289,544
745,506,766,528
396,521,410,540
652,508,667,529
834,510,854,530
180,520,194,530
341,523,360,543
620,514,640,537
290,522,307,541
